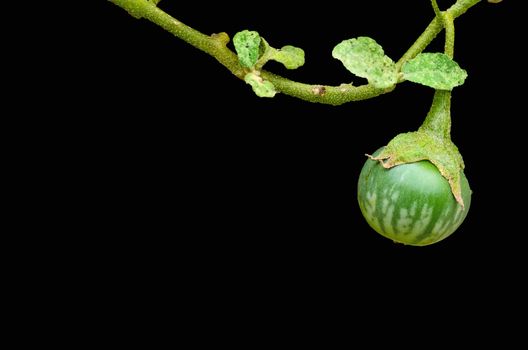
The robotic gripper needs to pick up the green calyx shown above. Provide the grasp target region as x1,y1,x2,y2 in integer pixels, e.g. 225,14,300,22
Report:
369,90,466,207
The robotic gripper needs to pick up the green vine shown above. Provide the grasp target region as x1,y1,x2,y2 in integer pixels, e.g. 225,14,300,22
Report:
107,0,488,105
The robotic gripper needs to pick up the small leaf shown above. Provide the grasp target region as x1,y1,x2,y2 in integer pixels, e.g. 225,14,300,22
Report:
244,72,277,98
332,37,397,89
271,45,305,69
233,30,261,68
402,53,467,90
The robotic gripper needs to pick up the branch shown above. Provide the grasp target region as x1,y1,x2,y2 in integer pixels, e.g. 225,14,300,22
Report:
396,0,480,69
108,0,482,106
430,0,455,58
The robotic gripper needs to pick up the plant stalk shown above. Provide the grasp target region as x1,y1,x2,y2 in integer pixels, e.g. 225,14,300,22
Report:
108,0,482,105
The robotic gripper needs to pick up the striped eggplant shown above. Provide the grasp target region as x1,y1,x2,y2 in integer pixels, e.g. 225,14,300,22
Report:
358,148,471,246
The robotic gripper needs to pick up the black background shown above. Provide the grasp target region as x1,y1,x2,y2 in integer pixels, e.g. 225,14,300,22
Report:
90,1,522,283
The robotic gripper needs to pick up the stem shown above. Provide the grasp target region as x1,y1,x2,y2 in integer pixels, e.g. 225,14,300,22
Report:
431,0,442,18
431,0,456,58
261,72,392,105
109,0,245,79
396,0,480,69
419,2,459,140
109,0,481,105
444,12,455,58
419,91,451,139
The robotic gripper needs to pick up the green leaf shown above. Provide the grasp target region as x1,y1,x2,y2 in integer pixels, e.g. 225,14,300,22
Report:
271,45,305,69
402,53,467,90
233,30,261,68
244,72,277,98
332,37,397,89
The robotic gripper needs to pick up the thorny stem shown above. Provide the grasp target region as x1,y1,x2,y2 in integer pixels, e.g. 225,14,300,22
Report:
108,0,483,105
